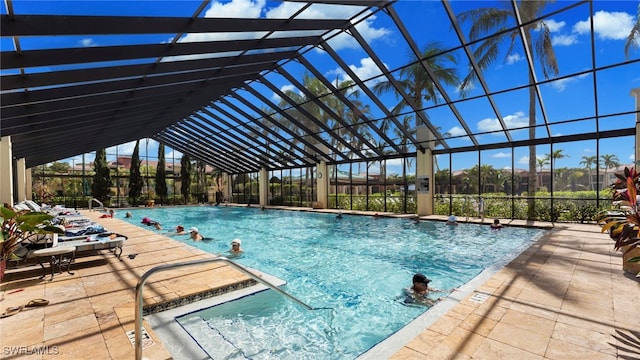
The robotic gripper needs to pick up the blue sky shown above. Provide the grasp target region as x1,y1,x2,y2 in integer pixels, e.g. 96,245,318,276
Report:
3,0,639,176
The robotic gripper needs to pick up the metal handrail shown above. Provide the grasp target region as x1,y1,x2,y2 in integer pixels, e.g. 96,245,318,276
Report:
88,198,104,211
134,257,317,360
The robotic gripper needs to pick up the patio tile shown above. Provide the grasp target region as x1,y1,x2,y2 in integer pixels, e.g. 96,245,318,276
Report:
486,321,550,356
551,321,616,355
544,338,616,360
498,308,556,338
43,313,99,342
471,338,543,360
43,325,105,355
403,329,446,355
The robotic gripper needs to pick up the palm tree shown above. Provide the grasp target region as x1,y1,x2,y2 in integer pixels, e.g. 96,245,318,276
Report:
579,155,598,190
393,115,417,190
547,149,569,169
547,149,569,191
458,1,559,219
536,157,549,190
278,73,325,150
600,154,620,188
373,41,460,137
625,2,640,57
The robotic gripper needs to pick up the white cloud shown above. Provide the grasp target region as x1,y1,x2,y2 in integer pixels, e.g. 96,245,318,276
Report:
328,15,390,50
266,3,390,51
506,53,522,65
349,57,385,82
329,57,386,85
477,111,528,133
542,19,566,33
629,153,635,161
573,10,634,40
446,126,467,137
80,38,97,47
549,72,589,92
502,111,529,128
206,0,265,18
175,0,266,50
272,84,299,102
477,117,502,132
491,152,511,159
552,34,578,46
518,155,529,165
110,141,138,155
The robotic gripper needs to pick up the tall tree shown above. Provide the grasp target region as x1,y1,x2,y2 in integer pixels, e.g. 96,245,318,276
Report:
546,149,569,192
625,2,640,57
458,1,559,219
180,154,192,204
128,140,143,205
600,154,620,188
394,115,417,191
91,149,112,203
536,156,550,191
580,155,598,190
546,149,569,170
373,41,459,133
155,143,167,204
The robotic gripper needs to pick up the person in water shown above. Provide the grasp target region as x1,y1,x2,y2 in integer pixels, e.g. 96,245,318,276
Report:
229,238,244,256
174,225,187,235
189,227,204,241
490,219,503,230
404,273,442,306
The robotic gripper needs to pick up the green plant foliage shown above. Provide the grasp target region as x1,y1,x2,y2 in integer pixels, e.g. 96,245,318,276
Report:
91,148,112,203
0,207,64,262
155,143,168,202
128,140,143,205
180,154,192,204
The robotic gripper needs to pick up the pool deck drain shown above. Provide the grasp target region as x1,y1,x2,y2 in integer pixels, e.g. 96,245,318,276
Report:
468,291,491,304
0,206,638,359
126,327,154,349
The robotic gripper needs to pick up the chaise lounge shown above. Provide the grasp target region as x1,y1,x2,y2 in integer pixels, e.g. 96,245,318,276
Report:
58,233,127,260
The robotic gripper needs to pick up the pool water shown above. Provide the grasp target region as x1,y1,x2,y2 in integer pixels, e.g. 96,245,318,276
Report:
125,207,544,359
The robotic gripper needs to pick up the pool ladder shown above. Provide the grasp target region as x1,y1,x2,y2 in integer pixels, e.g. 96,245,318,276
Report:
134,257,318,360
88,198,104,211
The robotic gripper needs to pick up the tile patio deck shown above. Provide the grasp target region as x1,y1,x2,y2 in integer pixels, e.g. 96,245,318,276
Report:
0,208,638,359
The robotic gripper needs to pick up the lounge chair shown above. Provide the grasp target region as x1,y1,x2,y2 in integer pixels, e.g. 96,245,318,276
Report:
58,233,127,259
9,232,127,268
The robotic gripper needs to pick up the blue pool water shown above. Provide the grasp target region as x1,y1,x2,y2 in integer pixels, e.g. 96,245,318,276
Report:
124,206,544,359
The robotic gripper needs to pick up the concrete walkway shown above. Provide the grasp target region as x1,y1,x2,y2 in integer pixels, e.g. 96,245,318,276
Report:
1,209,638,359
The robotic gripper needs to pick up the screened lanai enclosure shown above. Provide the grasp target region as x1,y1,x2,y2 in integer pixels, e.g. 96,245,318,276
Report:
2,0,639,222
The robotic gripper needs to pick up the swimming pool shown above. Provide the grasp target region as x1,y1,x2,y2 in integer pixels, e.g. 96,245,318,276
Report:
125,207,545,359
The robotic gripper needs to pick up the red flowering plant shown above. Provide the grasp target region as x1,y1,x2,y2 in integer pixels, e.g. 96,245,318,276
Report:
596,167,640,270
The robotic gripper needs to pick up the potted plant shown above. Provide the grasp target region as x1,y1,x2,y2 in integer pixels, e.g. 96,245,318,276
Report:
596,166,640,276
0,206,64,281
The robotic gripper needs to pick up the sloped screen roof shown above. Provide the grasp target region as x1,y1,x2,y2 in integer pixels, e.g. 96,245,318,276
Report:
2,0,639,172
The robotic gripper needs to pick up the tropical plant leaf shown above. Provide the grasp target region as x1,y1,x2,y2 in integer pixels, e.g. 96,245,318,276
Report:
628,256,640,263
